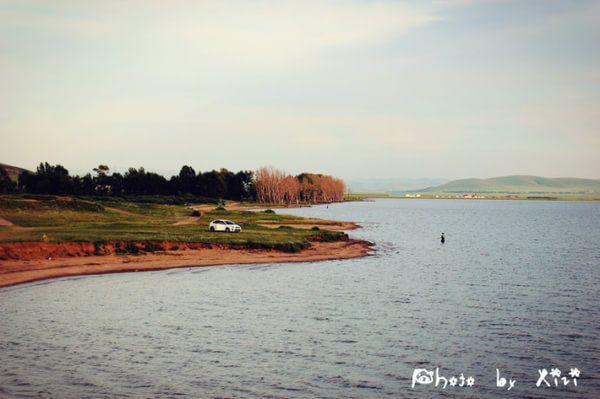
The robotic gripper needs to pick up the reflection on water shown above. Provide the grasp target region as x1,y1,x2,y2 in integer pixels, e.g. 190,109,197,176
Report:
1,199,599,398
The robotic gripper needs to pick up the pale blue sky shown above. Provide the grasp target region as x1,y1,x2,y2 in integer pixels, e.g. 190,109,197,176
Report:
1,0,599,179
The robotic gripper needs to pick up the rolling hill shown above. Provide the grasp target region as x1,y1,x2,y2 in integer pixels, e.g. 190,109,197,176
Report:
0,163,31,181
347,177,448,193
418,175,600,194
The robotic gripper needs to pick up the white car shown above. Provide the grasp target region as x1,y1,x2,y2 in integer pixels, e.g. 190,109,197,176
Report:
209,219,242,233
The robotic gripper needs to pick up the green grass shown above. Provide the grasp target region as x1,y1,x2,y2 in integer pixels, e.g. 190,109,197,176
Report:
0,195,348,252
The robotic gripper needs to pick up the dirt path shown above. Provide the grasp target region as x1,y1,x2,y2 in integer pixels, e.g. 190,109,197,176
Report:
173,217,201,226
0,216,14,227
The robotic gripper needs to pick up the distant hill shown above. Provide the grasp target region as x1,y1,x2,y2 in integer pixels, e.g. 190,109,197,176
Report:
0,163,31,181
418,175,600,194
347,177,448,193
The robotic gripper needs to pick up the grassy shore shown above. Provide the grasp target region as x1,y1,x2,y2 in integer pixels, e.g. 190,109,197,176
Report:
0,195,352,253
0,195,372,288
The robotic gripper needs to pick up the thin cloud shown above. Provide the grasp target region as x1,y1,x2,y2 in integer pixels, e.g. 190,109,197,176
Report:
1,1,439,69
1,1,598,179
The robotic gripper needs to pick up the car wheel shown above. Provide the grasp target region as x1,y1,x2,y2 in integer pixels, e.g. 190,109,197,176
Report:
210,226,215,232
226,227,230,232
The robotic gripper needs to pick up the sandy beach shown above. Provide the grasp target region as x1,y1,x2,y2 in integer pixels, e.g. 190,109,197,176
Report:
0,239,373,288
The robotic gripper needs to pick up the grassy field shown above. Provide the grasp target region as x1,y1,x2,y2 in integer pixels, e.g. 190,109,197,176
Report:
0,195,347,252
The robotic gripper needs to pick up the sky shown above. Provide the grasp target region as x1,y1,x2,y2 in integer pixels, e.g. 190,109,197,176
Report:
1,0,599,180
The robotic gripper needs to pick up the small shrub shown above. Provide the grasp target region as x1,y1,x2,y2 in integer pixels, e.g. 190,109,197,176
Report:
274,241,310,253
93,241,104,256
191,209,201,217
244,240,263,250
317,231,348,242
214,205,226,211
124,242,139,255
263,209,275,214
143,241,163,252
277,225,294,230
115,242,126,254
311,226,320,231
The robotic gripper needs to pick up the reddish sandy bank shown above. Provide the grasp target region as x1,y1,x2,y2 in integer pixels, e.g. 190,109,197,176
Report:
0,240,373,288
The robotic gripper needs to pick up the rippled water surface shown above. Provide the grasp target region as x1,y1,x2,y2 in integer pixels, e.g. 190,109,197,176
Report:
1,199,599,398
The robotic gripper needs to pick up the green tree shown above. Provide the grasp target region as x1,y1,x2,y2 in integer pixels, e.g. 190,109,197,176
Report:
93,164,110,178
178,165,197,194
0,165,16,193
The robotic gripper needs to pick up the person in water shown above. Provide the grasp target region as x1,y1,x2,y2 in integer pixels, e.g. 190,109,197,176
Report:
441,233,445,244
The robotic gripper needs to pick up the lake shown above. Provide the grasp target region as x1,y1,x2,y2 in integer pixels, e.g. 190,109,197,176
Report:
1,199,599,398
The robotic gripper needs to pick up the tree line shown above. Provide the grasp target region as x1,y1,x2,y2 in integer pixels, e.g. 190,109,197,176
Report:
7,163,254,200
0,163,346,204
255,167,346,204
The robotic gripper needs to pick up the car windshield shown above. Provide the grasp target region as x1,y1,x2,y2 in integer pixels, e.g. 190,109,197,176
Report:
225,221,235,225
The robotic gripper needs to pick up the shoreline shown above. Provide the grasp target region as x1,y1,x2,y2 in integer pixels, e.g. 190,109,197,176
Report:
0,239,374,289
0,197,371,288
346,194,600,202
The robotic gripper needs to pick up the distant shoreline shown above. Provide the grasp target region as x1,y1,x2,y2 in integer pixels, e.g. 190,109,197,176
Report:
346,193,600,201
